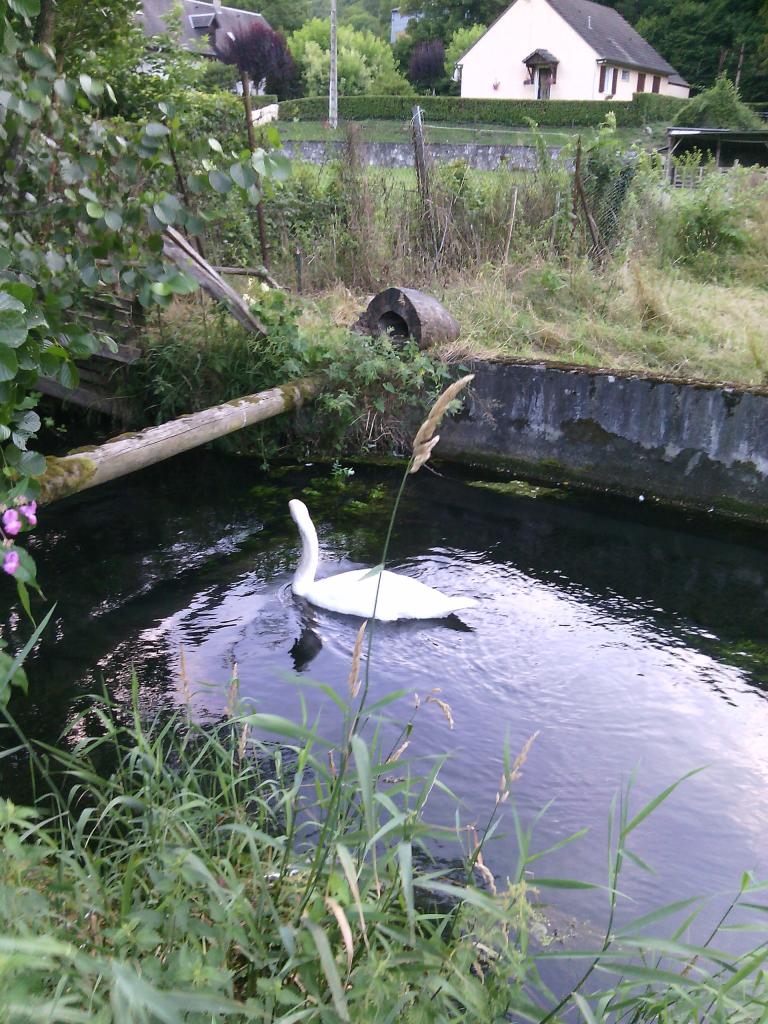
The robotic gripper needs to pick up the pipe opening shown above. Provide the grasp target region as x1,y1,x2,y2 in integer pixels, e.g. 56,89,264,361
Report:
377,311,409,340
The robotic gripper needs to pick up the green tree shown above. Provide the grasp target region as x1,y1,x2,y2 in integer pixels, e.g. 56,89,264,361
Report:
605,0,767,101
237,0,312,34
0,0,290,630
339,2,381,36
444,23,486,80
33,0,140,70
288,18,412,95
397,0,505,57
677,75,763,128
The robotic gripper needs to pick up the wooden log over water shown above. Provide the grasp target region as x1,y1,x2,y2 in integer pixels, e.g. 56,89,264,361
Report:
38,377,320,506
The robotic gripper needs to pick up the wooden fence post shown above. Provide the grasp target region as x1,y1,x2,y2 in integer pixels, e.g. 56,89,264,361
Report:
411,105,438,258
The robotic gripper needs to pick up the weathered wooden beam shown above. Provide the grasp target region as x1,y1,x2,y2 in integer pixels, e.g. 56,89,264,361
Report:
38,377,320,506
162,227,268,336
214,266,283,290
35,377,134,419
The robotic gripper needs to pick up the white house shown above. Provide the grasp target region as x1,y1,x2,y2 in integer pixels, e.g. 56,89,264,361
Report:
457,0,689,102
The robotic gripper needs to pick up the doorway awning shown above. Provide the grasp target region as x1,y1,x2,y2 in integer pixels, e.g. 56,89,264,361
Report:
523,49,558,67
524,49,558,84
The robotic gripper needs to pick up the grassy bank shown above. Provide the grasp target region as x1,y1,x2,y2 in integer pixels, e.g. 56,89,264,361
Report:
302,258,768,386
139,121,768,459
276,146,768,387
277,118,656,149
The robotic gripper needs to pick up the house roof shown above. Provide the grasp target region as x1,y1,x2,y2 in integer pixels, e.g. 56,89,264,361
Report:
457,0,684,80
546,0,677,75
667,128,768,141
140,0,269,55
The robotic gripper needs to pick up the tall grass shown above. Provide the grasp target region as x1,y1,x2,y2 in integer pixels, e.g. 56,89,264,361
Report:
3,671,768,1021
263,128,768,386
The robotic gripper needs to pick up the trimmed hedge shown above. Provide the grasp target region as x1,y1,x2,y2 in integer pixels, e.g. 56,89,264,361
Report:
144,91,280,156
180,91,278,144
279,92,684,128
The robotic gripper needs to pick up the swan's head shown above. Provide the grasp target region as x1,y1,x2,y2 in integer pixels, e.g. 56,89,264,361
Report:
289,499,312,532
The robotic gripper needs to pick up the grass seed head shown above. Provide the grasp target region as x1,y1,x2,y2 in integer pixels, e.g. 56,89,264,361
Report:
497,731,539,802
386,740,410,764
426,694,455,730
410,374,474,474
348,620,368,699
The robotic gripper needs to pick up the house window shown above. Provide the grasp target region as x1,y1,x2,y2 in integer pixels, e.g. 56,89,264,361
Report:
598,65,607,92
652,75,661,93
621,69,630,81
637,72,646,92
611,67,618,94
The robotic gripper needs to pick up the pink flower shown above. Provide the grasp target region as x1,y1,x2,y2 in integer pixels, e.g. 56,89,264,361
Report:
19,501,37,527
2,551,19,575
2,509,21,537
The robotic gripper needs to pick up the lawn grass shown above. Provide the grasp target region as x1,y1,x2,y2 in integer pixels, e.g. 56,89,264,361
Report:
278,118,660,150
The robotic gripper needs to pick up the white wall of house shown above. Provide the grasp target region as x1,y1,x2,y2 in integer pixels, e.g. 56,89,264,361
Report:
459,0,598,100
458,0,686,101
666,79,691,99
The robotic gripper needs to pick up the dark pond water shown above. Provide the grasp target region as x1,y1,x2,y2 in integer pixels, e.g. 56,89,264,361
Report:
4,453,768,941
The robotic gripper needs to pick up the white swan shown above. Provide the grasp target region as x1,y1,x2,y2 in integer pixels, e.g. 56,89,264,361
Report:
289,499,476,621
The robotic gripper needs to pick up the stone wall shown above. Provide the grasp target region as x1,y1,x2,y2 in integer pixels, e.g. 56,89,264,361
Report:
438,359,768,522
282,140,560,170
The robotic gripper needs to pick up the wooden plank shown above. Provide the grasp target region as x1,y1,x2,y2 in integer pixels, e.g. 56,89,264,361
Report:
35,377,133,418
97,342,140,365
163,227,268,336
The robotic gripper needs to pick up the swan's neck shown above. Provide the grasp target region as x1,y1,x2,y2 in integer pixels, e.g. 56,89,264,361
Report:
292,511,319,596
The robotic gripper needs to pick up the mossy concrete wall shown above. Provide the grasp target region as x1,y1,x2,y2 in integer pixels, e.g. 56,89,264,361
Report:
438,359,768,522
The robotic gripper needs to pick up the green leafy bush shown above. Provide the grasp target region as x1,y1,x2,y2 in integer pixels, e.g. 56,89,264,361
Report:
665,174,750,274
131,288,448,458
196,58,241,94
677,75,764,129
171,90,278,148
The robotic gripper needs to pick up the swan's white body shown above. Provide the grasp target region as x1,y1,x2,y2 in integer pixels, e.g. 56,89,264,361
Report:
289,499,475,621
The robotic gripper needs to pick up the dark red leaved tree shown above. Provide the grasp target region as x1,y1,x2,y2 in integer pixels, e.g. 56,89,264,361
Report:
216,23,296,266
408,40,445,92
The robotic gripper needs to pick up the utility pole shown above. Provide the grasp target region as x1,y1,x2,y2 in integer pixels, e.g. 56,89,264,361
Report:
734,42,746,91
329,0,338,129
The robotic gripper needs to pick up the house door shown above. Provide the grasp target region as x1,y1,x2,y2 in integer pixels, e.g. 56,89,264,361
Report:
537,67,551,99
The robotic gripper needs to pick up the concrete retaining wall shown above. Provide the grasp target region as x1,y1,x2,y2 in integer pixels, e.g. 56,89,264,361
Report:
438,360,768,522
282,140,561,170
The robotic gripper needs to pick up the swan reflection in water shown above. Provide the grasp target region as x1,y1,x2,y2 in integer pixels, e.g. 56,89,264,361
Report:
288,597,474,673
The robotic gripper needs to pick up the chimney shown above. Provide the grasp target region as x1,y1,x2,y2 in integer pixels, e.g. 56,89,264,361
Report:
587,15,592,28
